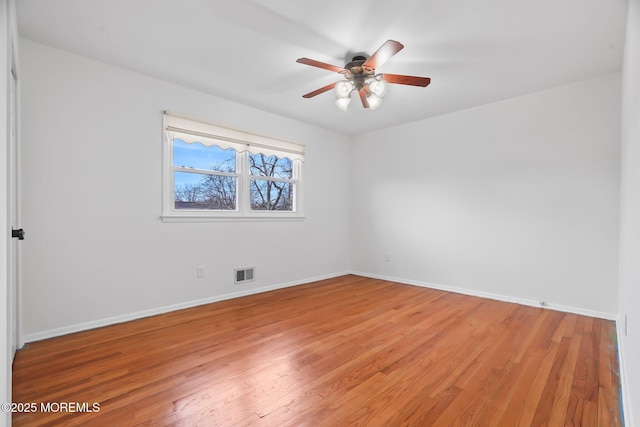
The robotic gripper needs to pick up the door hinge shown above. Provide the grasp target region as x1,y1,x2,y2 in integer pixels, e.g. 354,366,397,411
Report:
12,228,25,240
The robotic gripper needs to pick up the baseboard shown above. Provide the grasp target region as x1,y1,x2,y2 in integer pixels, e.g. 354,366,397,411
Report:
21,270,617,341
21,271,350,344
616,316,633,427
350,271,617,321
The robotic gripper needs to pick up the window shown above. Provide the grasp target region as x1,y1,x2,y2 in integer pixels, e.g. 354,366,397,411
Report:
162,112,304,220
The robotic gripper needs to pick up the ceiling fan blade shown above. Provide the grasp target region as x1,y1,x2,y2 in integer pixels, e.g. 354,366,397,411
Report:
363,40,404,69
302,82,337,98
296,58,347,74
381,74,431,87
359,88,370,108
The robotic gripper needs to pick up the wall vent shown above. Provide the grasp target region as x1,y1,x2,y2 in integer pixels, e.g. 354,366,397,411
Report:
235,267,255,284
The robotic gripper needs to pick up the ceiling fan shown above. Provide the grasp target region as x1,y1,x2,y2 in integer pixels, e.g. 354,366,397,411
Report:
296,40,430,111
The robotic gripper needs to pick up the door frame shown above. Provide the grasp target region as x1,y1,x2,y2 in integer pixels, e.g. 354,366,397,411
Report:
7,3,22,354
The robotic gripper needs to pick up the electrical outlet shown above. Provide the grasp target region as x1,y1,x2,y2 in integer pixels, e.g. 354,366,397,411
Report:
385,253,391,262
197,265,205,278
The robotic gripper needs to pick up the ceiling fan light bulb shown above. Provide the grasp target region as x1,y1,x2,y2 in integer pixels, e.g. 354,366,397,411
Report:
369,79,388,97
366,93,383,110
335,97,351,111
334,81,353,98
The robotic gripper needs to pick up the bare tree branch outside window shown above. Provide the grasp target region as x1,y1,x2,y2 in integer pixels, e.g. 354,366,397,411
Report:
249,153,293,211
174,157,237,210
174,150,295,212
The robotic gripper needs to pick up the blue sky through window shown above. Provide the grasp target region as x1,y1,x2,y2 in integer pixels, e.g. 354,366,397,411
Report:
173,139,236,187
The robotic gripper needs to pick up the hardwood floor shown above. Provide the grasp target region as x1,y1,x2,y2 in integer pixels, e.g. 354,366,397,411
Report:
12,275,622,426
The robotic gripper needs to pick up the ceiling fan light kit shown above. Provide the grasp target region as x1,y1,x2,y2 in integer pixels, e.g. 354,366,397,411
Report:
335,97,351,111
369,78,388,97
297,40,431,111
335,81,354,98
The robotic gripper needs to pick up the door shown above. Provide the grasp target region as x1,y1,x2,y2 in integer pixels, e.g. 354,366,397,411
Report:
8,49,21,355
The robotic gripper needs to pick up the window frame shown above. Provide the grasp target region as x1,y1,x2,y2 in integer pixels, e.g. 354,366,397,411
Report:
161,112,304,222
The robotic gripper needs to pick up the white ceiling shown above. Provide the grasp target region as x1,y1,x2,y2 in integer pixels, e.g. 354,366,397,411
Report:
16,0,629,136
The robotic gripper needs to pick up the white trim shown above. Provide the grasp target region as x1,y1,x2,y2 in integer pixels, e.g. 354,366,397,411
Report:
160,214,305,223
23,271,620,343
616,317,633,427
21,271,349,344
350,271,618,320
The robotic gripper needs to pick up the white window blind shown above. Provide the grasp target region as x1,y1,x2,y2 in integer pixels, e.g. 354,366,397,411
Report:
163,111,305,163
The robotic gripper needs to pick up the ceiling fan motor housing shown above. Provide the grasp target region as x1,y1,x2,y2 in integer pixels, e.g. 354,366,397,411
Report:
343,55,375,89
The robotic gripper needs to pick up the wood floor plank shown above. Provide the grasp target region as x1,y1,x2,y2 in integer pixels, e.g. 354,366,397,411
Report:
12,275,622,426
530,336,571,426
549,332,581,426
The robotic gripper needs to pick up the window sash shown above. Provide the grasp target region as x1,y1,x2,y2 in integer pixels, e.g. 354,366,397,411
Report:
174,166,239,178
249,175,296,184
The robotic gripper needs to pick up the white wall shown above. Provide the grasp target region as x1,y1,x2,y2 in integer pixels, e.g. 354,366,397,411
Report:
351,73,621,317
19,39,351,341
619,0,640,424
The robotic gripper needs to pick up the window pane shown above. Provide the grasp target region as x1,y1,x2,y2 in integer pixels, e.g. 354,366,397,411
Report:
250,179,293,211
174,171,236,210
249,153,292,179
173,139,236,173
